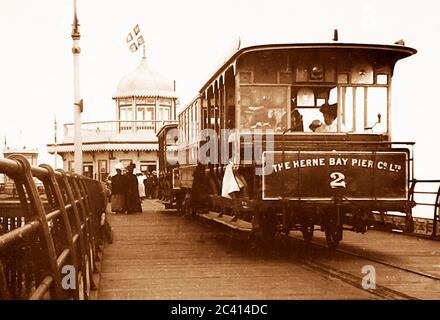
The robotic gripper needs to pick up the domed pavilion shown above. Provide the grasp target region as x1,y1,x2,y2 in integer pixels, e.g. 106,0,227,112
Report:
47,54,178,181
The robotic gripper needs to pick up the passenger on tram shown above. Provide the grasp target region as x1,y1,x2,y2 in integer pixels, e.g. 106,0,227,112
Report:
315,102,338,133
280,108,303,132
309,119,322,132
290,109,304,131
267,108,286,131
243,105,275,129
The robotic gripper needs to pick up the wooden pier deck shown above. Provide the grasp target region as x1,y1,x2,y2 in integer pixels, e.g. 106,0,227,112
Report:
93,199,440,300
94,200,377,299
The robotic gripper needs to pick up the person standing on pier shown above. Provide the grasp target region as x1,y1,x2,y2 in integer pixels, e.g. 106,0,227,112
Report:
123,163,142,213
110,163,125,214
137,172,147,200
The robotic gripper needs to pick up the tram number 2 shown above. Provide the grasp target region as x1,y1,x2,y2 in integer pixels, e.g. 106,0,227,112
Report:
330,172,346,189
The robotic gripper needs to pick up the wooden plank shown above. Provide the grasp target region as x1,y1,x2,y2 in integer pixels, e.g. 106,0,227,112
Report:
96,200,375,299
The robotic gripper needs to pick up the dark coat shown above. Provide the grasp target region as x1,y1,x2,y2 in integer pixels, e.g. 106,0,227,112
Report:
111,173,125,195
123,172,142,213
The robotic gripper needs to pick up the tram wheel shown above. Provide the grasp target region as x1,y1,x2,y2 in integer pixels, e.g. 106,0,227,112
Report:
301,224,314,242
325,226,342,249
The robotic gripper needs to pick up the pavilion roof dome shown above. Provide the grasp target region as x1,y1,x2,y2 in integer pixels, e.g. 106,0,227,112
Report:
113,56,178,99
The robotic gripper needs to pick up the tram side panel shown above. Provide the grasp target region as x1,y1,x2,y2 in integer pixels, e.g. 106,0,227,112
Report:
262,150,409,204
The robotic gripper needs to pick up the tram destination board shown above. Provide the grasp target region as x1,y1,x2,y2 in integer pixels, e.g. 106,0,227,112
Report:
262,151,408,200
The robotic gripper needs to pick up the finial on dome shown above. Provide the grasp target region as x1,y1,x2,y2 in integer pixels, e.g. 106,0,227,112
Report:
142,45,146,59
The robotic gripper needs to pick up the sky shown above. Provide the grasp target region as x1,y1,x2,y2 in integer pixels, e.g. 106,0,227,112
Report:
0,0,439,185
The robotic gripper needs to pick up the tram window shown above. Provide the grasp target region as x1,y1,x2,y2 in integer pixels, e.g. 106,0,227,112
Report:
355,88,365,131
336,87,363,132
316,98,326,107
366,87,387,133
239,86,288,131
339,86,388,133
202,108,208,129
376,74,388,85
342,87,354,131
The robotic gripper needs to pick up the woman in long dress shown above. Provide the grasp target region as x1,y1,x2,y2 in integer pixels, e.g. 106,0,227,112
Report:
111,166,125,213
123,164,143,213
137,173,146,199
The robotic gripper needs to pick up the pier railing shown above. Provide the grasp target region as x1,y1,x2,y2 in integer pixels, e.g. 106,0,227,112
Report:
0,155,108,299
409,179,440,238
374,179,440,238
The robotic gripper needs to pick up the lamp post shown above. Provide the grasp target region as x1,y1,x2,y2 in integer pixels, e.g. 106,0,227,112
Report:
72,0,83,174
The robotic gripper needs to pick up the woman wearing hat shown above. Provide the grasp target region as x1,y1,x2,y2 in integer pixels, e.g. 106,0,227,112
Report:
315,103,338,133
111,163,125,213
123,163,143,213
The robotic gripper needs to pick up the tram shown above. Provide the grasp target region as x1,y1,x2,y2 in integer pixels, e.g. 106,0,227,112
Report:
164,41,417,248
156,123,182,209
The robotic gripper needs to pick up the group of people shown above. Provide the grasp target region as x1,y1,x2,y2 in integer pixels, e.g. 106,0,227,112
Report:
109,163,160,214
140,171,160,200
109,163,142,214
242,101,339,133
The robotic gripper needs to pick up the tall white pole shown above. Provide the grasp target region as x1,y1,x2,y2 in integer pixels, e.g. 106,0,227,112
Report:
72,0,82,174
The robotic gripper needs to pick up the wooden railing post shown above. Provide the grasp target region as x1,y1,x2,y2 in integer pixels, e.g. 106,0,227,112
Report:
432,185,440,238
78,178,101,274
70,175,97,290
0,158,107,300
39,164,80,299
7,154,64,299
56,169,89,300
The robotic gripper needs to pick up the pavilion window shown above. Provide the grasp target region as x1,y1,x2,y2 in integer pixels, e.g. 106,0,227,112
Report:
136,106,155,130
119,106,133,131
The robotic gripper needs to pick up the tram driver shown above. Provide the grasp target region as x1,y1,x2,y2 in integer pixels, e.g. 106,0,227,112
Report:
312,102,339,133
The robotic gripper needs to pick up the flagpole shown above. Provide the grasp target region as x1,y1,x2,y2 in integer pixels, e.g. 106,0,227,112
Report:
72,0,83,174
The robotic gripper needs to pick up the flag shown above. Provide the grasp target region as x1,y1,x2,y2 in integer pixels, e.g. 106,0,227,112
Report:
137,35,145,46
133,24,140,35
126,24,145,53
129,42,138,52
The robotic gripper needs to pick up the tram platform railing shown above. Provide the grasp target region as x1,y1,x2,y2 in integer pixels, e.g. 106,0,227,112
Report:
409,179,440,238
0,155,109,300
373,179,440,239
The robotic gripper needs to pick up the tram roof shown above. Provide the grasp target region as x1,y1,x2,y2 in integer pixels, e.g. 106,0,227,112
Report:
199,42,417,94
156,123,178,138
